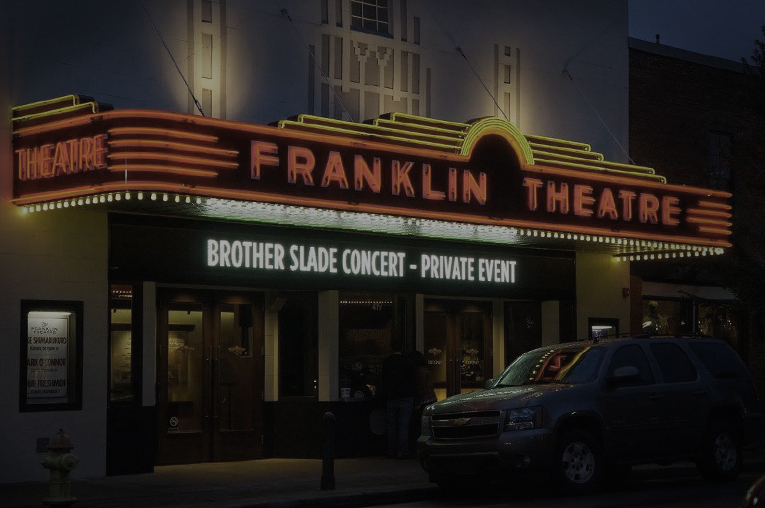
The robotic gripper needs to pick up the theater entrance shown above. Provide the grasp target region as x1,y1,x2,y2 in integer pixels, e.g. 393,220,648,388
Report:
155,289,264,465
423,299,492,400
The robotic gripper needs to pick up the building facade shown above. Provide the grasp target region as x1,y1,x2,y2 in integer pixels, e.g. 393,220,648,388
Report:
628,38,765,395
0,1,732,483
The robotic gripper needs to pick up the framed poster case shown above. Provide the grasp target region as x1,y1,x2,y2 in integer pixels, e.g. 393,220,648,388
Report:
19,300,83,412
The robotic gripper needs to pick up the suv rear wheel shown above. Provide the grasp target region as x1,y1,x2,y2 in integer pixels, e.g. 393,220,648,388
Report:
697,419,742,481
555,429,602,494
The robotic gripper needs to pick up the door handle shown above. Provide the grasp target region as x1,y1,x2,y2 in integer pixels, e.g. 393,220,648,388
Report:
648,393,664,401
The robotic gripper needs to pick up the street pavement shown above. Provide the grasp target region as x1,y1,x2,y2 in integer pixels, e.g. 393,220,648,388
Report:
3,444,765,508
2,456,436,508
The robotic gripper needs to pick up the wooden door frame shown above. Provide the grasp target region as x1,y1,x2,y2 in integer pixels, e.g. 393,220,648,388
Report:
155,288,264,465
424,299,493,398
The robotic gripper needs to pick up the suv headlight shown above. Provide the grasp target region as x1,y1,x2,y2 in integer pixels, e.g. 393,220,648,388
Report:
504,406,543,431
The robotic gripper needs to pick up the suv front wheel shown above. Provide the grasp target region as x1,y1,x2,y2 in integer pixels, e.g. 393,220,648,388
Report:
697,419,742,481
555,429,602,494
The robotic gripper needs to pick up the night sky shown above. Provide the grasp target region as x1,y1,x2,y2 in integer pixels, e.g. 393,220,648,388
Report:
629,0,765,62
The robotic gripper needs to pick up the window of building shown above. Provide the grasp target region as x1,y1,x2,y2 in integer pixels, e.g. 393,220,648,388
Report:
708,130,732,190
202,0,213,23
338,293,403,400
202,88,212,117
641,299,693,335
202,33,213,79
400,0,407,41
20,300,83,412
697,302,739,347
109,284,142,403
351,0,390,35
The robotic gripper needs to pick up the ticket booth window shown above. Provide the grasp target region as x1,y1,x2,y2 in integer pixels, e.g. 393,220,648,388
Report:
338,293,399,400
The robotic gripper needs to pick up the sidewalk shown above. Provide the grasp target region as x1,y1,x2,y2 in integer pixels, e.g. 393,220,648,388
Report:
3,446,765,508
1,457,437,508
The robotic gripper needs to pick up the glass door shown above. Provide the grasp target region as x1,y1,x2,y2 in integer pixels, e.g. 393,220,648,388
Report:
156,290,263,465
214,298,262,461
423,299,492,400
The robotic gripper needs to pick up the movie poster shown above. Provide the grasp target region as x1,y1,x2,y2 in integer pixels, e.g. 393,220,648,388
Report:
26,314,70,399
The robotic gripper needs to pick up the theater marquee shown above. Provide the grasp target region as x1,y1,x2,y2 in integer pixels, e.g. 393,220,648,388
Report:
11,95,733,257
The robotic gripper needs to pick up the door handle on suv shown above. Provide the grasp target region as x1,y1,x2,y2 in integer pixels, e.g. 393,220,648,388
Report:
648,393,664,401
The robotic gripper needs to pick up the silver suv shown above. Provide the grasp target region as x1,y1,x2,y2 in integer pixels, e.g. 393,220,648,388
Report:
418,336,764,494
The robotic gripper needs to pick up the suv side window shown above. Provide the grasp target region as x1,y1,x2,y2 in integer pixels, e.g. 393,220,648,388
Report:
689,342,749,379
650,343,697,383
608,344,654,385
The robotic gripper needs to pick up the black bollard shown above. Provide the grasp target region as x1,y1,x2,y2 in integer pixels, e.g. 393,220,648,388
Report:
320,411,336,490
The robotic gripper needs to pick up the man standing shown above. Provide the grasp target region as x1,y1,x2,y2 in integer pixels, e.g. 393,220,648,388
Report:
381,339,415,459
642,301,668,334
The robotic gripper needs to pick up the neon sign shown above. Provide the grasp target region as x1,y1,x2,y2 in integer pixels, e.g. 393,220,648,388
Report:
522,177,682,226
206,238,516,284
11,96,732,251
251,141,487,204
16,134,107,181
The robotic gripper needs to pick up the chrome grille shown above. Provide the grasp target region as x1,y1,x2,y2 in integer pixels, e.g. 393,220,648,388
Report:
430,410,502,439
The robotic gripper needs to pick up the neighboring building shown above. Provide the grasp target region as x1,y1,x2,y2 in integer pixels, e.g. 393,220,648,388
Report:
0,1,731,483
628,38,765,396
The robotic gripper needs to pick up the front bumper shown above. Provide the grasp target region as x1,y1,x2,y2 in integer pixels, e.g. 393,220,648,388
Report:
418,428,554,481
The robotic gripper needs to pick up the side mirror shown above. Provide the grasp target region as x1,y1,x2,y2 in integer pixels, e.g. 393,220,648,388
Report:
609,366,640,386
484,378,496,389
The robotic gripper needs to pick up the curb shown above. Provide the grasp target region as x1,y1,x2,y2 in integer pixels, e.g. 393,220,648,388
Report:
183,486,440,508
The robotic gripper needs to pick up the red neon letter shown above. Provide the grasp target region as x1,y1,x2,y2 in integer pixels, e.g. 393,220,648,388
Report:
321,151,349,189
639,193,660,224
94,134,108,170
251,141,279,180
573,184,595,217
546,181,569,214
618,190,636,221
40,143,54,177
391,160,415,197
16,148,34,181
52,141,70,176
354,155,381,193
522,177,543,210
422,164,446,201
462,170,487,205
77,138,91,173
597,188,619,219
448,168,458,202
287,145,315,185
661,196,681,226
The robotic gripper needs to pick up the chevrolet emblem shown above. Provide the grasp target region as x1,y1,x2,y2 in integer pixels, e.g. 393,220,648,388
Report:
452,418,471,427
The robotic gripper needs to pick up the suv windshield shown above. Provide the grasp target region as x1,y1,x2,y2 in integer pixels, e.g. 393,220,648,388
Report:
493,345,605,386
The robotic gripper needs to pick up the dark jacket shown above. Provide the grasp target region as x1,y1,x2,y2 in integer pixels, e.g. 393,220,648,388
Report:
381,352,415,401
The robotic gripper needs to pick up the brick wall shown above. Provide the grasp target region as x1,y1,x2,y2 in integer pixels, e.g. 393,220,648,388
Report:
629,43,758,190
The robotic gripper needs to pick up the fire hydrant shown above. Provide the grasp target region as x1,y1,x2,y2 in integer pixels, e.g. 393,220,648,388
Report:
41,429,79,507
